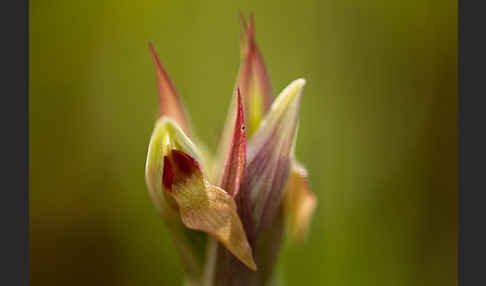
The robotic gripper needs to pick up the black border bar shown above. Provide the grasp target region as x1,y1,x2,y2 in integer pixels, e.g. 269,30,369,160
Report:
0,0,29,285
459,0,486,285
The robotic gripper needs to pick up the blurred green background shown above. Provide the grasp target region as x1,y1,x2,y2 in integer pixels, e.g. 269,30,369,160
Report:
30,0,457,285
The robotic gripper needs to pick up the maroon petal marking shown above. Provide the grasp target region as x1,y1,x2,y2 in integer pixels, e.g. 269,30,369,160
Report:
162,156,174,192
171,149,201,177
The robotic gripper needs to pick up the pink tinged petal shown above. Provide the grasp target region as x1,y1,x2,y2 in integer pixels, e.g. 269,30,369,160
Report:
219,88,247,197
149,42,191,136
238,79,306,237
212,15,272,182
237,14,274,137
209,89,254,283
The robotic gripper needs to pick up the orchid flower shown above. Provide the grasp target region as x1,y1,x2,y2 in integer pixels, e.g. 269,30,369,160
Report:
145,15,316,286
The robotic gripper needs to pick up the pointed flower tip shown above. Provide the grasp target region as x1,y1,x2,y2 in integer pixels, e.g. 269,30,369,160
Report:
149,44,191,135
149,42,169,80
282,77,306,96
295,78,307,86
289,78,306,100
239,12,248,32
267,78,306,121
283,78,306,97
236,15,274,137
239,13,254,38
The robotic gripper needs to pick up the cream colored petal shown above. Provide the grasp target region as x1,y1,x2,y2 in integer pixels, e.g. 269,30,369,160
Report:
171,173,257,271
284,163,317,242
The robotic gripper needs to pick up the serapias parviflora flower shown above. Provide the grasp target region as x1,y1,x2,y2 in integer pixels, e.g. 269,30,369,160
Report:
145,14,316,285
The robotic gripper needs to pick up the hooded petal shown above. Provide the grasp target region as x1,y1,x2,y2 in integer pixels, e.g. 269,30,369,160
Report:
145,117,201,218
149,43,192,135
283,162,317,242
145,117,206,281
238,79,306,237
145,117,256,271
145,117,202,208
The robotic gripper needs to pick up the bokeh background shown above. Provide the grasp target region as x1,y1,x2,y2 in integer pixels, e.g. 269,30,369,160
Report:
30,0,457,285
